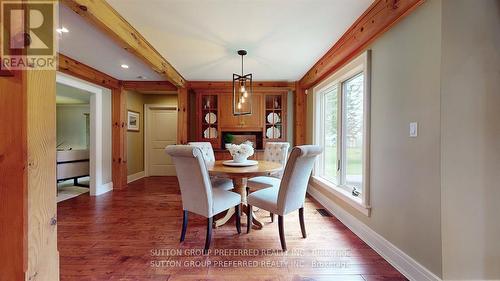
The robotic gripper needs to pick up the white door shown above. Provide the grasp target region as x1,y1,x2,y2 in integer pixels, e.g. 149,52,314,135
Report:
145,106,177,176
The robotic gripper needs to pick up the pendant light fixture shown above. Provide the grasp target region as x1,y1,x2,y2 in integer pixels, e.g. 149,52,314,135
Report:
232,50,252,115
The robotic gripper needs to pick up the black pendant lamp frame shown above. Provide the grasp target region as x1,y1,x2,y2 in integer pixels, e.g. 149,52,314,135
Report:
232,50,253,116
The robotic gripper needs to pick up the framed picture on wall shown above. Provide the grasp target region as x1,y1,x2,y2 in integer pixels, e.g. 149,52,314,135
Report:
127,110,140,132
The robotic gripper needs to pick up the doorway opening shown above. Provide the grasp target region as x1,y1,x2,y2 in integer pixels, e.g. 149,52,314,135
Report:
56,73,113,200
56,82,91,202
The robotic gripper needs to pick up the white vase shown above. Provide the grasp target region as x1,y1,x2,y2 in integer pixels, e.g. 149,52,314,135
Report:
233,154,248,163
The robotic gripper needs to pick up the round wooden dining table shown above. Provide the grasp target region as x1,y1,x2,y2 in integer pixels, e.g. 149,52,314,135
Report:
207,160,282,229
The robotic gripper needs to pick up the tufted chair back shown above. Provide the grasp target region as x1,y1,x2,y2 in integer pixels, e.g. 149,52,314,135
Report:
263,142,290,178
188,142,216,163
165,145,214,217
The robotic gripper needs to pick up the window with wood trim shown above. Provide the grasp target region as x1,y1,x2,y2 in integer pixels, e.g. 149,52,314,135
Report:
313,51,370,206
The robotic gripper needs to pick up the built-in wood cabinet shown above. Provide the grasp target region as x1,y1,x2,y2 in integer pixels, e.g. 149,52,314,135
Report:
264,93,287,143
195,90,287,151
196,93,220,148
219,92,263,130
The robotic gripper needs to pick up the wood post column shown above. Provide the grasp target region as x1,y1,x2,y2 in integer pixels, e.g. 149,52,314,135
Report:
177,87,188,144
294,81,307,145
112,86,127,189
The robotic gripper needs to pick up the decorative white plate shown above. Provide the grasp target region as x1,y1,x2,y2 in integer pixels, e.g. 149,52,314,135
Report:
204,112,217,124
266,126,281,139
203,127,218,139
222,160,258,167
267,112,280,124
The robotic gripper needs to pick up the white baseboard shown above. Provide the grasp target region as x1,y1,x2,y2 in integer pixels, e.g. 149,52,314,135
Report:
308,185,442,281
127,171,145,183
94,182,113,196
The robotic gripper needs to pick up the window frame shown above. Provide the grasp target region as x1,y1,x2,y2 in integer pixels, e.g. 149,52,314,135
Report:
312,50,371,215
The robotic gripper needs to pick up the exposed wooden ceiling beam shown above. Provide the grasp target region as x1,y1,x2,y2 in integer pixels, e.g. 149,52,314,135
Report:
58,53,120,89
122,81,177,92
187,81,296,92
299,0,425,89
61,0,186,88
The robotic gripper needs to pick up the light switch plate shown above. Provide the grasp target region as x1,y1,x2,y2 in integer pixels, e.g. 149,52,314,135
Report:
409,122,418,137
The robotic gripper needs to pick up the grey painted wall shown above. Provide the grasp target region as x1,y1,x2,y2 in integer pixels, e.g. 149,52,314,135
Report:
441,0,500,279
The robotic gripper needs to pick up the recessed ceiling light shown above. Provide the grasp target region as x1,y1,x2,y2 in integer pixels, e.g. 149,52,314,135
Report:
56,27,69,34
121,64,129,69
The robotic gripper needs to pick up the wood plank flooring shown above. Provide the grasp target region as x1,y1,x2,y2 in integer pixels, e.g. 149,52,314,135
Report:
58,177,407,281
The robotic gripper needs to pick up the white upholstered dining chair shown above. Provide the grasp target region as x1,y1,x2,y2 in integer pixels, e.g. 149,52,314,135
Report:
247,142,290,222
165,145,242,253
246,145,322,251
188,142,233,191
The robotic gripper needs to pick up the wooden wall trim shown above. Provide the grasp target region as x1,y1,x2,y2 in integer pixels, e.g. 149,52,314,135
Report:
122,81,177,92
299,0,425,89
61,0,186,87
58,53,120,89
112,87,128,189
187,81,296,92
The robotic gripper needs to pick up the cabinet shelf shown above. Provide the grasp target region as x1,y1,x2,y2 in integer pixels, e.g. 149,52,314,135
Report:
196,91,287,150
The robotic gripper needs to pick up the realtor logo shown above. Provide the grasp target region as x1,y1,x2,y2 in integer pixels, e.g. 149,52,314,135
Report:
1,1,57,70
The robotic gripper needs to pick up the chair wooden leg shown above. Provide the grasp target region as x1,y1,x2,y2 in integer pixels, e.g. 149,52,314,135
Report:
204,217,213,254
180,210,188,242
270,212,274,222
247,205,253,233
235,205,241,234
278,215,287,251
299,207,306,238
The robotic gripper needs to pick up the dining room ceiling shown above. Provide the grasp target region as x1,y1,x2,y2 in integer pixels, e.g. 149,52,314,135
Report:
105,0,374,81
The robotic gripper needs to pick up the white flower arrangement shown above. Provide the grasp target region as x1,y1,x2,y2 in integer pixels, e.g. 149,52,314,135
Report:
226,142,254,163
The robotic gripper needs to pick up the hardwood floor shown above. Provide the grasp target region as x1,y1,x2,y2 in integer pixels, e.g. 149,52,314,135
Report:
58,177,407,281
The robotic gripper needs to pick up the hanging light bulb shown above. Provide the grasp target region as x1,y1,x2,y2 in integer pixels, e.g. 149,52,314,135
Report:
233,49,252,116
